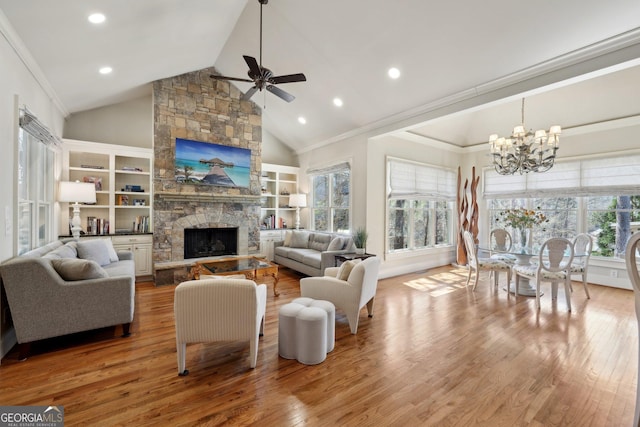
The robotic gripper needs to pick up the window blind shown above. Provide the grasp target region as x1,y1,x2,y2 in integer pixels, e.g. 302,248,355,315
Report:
388,157,456,200
483,154,640,198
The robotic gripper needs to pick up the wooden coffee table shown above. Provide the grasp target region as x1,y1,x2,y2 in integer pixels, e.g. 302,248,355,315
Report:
190,256,280,296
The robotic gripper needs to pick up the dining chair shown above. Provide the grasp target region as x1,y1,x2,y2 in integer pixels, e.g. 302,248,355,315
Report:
463,231,512,291
489,228,515,280
570,233,593,299
490,228,513,255
624,232,640,427
513,237,574,311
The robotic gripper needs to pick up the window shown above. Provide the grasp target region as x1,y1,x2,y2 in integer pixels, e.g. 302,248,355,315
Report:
487,197,578,248
387,158,456,253
484,154,640,259
388,199,452,251
309,163,350,233
17,124,56,255
586,195,640,257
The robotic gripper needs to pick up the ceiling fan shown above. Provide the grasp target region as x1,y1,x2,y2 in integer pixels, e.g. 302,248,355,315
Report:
210,0,306,103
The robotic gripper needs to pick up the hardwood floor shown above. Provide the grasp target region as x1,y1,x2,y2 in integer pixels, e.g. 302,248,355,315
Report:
0,266,636,426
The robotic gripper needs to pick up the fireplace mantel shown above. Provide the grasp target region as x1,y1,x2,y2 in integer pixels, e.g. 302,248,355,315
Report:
155,192,261,204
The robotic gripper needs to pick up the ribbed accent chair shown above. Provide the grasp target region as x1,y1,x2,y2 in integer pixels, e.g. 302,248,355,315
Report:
174,278,267,375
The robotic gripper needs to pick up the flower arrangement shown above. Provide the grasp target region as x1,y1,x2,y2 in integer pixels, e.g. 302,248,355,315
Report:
498,207,548,229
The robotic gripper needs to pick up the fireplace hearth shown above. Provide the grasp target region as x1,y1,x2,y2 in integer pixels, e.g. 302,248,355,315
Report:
184,227,238,259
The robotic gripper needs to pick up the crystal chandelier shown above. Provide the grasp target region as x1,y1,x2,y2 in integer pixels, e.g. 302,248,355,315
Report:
489,98,561,175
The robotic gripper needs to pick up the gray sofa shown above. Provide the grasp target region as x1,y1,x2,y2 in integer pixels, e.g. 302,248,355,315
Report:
273,230,355,276
0,239,136,360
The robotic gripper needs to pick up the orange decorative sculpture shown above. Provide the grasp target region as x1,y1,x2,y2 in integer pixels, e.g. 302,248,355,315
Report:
456,166,480,265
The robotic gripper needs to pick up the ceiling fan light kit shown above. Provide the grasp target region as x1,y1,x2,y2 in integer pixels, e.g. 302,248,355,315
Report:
210,0,306,103
489,98,561,175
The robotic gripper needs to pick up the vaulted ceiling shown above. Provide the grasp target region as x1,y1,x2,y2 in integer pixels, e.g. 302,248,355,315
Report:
2,0,639,153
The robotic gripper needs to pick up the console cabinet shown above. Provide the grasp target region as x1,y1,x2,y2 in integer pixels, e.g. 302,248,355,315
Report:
112,234,153,276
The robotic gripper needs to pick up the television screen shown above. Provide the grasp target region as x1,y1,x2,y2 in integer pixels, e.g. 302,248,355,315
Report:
175,138,251,188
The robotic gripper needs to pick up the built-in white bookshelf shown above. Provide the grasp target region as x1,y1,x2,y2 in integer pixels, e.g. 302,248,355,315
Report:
260,163,299,230
61,139,153,236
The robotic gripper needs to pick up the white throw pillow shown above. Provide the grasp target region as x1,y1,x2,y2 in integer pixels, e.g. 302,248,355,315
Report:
77,239,112,266
327,237,343,251
105,239,120,262
283,230,292,247
337,259,361,281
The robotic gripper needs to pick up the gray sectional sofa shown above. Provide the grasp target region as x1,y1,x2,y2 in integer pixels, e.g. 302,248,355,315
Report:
273,230,355,276
0,239,136,360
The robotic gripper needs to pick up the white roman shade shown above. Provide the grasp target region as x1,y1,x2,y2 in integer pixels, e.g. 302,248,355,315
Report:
388,157,456,200
483,154,640,198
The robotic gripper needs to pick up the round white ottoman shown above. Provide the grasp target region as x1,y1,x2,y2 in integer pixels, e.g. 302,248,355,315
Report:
295,307,327,365
292,297,335,352
278,303,305,360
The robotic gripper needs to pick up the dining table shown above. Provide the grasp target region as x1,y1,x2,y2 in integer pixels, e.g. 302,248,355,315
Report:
478,244,586,296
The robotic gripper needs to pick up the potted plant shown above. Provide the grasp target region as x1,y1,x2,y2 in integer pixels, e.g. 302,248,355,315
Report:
353,227,368,254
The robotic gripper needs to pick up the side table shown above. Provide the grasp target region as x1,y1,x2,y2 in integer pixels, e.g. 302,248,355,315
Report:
335,253,376,267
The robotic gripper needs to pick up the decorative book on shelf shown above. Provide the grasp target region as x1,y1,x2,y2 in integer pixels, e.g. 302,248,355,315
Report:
133,216,150,233
86,216,109,235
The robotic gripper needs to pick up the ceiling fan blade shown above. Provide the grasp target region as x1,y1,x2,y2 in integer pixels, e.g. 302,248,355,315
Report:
210,74,253,83
266,85,295,102
243,55,261,77
270,73,307,84
242,86,259,101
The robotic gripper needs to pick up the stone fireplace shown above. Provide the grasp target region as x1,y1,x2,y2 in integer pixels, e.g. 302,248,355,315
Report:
152,67,263,285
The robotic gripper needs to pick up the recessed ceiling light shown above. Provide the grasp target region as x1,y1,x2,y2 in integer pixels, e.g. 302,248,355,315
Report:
298,116,307,124
333,98,343,107
388,67,401,79
88,13,106,24
99,66,113,75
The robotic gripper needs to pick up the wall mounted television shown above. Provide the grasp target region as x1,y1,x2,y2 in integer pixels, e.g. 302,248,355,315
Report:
174,138,251,188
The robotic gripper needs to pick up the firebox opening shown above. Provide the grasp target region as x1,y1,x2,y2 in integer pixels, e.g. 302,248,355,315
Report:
184,227,238,259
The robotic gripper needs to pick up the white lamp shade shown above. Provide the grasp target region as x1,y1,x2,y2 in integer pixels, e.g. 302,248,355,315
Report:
289,193,307,208
58,181,96,204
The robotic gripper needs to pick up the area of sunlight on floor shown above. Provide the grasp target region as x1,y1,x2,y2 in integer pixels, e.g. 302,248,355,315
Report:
401,268,469,296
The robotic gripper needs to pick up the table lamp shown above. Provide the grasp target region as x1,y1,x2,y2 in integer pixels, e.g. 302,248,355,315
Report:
288,193,307,230
58,181,97,238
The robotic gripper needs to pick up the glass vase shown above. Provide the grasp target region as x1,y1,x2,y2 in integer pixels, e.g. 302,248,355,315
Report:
519,228,531,249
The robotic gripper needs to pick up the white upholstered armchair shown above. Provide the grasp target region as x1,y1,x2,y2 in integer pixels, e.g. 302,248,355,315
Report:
174,278,267,375
300,256,380,334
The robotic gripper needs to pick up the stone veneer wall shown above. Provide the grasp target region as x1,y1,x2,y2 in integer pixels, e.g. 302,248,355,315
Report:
152,67,263,273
